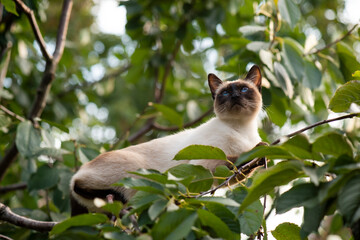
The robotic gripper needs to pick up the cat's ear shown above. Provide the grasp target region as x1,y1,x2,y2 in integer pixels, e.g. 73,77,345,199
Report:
245,65,262,92
208,74,223,99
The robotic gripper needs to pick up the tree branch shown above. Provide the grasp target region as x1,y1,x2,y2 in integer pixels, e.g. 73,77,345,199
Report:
306,23,359,56
0,182,27,194
28,0,73,121
195,112,360,198
0,105,25,122
128,118,155,143
271,112,360,145
13,0,52,62
0,203,57,232
52,0,73,64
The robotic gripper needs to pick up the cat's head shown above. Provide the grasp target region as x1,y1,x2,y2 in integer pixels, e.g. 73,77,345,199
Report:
208,65,262,122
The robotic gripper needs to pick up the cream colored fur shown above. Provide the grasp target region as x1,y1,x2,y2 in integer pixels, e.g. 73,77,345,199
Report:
70,68,262,212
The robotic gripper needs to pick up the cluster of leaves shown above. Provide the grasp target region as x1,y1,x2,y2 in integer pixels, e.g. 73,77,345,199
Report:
1,0,360,239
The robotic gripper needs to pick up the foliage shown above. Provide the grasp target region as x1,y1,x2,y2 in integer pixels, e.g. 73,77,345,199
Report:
0,0,360,239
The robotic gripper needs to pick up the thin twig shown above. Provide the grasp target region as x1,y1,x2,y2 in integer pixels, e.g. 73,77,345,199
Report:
306,23,359,56
13,0,52,61
0,182,27,194
271,112,360,145
0,105,25,122
0,203,57,232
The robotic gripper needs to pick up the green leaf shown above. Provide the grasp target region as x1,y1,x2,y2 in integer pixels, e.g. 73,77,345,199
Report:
281,38,304,81
0,113,11,132
282,134,314,160
116,178,165,195
353,70,360,78
239,25,266,36
41,118,69,133
174,145,227,161
205,203,240,234
129,191,163,211
188,197,240,207
278,0,300,29
239,161,303,212
15,121,41,158
148,199,168,220
301,204,325,238
35,147,64,159
214,165,232,185
275,183,318,214
239,200,263,236
167,164,213,193
50,213,108,235
129,168,168,184
338,175,360,224
271,222,302,240
78,147,100,163
336,42,360,81
101,202,123,216
197,209,238,240
266,88,288,127
28,165,59,191
151,103,183,128
151,209,197,240
313,132,353,157
1,0,18,16
235,145,294,166
303,60,322,90
328,80,360,112
273,62,294,98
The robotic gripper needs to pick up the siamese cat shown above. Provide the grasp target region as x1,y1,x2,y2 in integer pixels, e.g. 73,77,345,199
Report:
70,65,263,215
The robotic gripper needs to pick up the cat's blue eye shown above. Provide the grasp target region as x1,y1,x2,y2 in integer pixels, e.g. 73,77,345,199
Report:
241,87,248,93
222,91,230,96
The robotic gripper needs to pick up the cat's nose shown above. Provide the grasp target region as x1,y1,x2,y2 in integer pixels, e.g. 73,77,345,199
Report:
231,92,241,99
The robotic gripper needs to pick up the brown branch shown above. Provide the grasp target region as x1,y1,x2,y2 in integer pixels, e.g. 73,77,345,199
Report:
28,0,72,121
128,119,155,143
52,0,73,63
0,202,57,232
195,112,360,198
0,182,27,194
152,107,213,131
306,23,359,56
0,105,25,122
13,0,52,62
57,64,131,98
271,112,360,145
